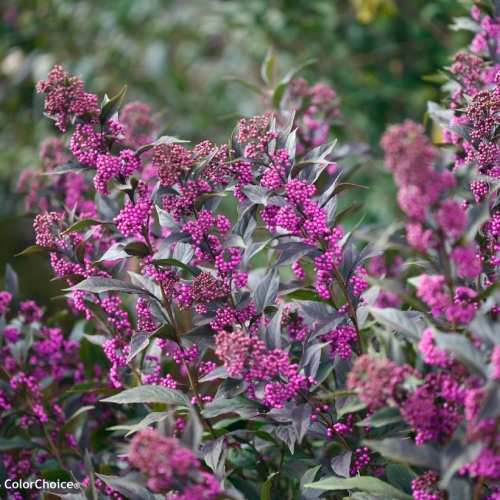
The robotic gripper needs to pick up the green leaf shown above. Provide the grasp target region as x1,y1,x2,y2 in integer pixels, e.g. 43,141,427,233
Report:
261,48,275,86
332,183,369,196
305,476,413,499
261,472,279,500
368,306,423,342
356,407,403,428
363,438,440,470
0,436,36,450
386,464,417,495
100,85,127,126
62,406,95,430
123,241,151,257
15,245,54,256
135,135,190,157
272,58,318,108
101,386,191,406
222,76,262,94
61,219,109,235
153,258,200,276
125,411,175,437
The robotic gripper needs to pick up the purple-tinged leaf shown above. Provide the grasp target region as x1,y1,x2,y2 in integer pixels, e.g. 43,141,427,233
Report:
95,473,156,500
233,207,257,244
214,378,249,401
304,476,413,499
65,277,152,297
182,407,203,452
444,477,473,500
479,379,500,419
272,241,319,268
470,314,500,347
135,135,190,157
300,465,323,498
125,411,174,437
43,160,90,175
299,339,330,378
311,316,344,339
363,438,440,470
126,330,157,363
331,451,352,478
266,302,284,350
200,396,267,418
434,332,488,377
275,425,297,454
440,441,482,487
5,264,18,305
202,436,225,473
156,206,182,232
182,324,217,347
368,306,423,342
101,386,190,406
292,404,312,443
332,182,369,196
198,365,228,382
296,300,337,320
254,268,279,313
335,396,366,418
223,234,246,249
93,243,130,264
82,334,107,347
324,195,338,227
240,185,273,205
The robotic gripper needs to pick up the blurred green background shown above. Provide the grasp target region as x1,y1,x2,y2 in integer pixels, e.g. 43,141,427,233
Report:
0,0,470,304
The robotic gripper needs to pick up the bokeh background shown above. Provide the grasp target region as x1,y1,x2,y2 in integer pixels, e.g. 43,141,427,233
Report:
0,0,470,305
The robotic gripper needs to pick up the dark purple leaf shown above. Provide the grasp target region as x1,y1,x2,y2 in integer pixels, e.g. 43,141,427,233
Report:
254,269,279,313
95,473,156,500
65,277,153,297
275,425,297,454
182,324,217,347
331,451,352,478
126,331,157,363
292,403,312,443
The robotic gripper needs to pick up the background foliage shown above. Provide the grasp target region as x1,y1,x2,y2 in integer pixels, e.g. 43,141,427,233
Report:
1,0,470,305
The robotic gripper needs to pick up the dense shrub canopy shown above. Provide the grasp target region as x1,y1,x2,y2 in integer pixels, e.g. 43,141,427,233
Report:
1,1,500,500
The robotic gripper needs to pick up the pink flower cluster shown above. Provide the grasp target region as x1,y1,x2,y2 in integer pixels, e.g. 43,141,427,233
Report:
128,428,220,498
215,329,315,408
36,65,99,132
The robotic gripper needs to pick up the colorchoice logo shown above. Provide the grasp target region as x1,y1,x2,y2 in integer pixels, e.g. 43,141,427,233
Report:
4,479,80,490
